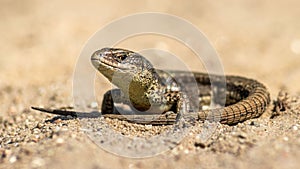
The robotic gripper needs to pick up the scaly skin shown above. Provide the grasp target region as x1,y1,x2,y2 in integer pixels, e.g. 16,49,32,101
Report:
91,48,270,124
32,48,270,125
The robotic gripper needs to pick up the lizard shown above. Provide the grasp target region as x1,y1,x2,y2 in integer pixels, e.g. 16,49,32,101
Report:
32,48,270,125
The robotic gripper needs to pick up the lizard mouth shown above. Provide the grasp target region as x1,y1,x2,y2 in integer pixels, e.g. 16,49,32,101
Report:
91,57,132,72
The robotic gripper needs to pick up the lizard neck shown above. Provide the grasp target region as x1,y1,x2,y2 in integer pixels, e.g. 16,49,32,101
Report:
128,69,180,113
127,69,162,112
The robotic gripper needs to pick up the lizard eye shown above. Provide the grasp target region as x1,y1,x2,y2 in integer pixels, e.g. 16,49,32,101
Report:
115,53,128,63
119,55,127,61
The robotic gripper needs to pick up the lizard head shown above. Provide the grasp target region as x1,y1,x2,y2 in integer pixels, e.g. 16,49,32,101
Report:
91,48,162,111
91,48,157,84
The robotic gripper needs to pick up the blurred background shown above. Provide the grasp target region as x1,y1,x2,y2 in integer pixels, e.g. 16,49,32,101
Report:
1,0,300,96
1,1,300,168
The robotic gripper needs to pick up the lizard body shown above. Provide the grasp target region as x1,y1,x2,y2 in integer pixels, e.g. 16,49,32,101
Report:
32,48,270,125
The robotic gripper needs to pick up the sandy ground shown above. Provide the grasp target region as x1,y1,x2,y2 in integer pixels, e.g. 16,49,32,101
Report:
1,0,300,168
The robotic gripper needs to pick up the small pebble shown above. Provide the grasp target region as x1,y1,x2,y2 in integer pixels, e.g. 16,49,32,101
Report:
33,128,40,134
54,126,61,132
145,125,152,130
31,157,45,168
194,135,206,148
9,155,17,163
36,122,44,129
56,138,65,145
292,125,298,131
31,135,40,143
249,121,260,127
237,132,247,139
